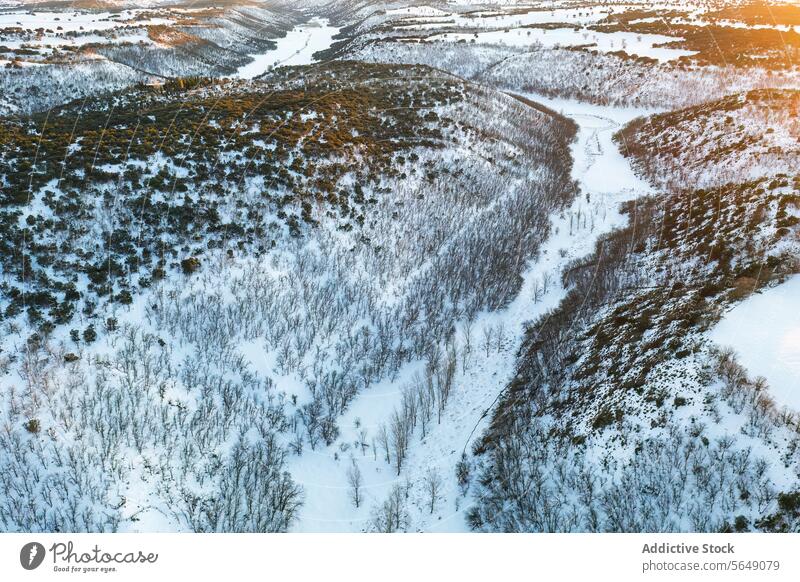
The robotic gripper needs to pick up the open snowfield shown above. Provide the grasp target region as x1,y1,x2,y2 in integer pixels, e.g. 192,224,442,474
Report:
234,17,339,79
391,5,611,29
429,26,695,62
0,9,173,32
0,8,171,51
709,275,800,412
384,3,697,62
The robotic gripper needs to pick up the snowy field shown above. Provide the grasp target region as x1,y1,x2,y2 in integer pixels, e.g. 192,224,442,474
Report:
709,275,800,412
0,9,173,32
380,3,699,63
359,3,800,68
382,1,800,63
390,5,612,29
428,27,695,62
0,8,171,54
234,17,339,79
0,31,149,50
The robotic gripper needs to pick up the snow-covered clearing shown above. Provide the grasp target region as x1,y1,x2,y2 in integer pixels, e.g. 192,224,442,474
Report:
428,27,695,62
0,9,173,33
392,5,611,30
234,17,339,79
288,94,656,532
0,31,149,50
709,275,800,412
384,6,450,18
383,3,696,62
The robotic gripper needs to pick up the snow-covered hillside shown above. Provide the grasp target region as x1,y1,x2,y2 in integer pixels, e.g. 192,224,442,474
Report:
468,46,800,532
618,89,799,189
0,60,580,532
0,1,304,114
1,0,799,534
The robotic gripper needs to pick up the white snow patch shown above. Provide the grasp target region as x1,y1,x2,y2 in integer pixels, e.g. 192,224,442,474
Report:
429,27,695,63
0,9,173,33
233,17,339,80
709,275,800,412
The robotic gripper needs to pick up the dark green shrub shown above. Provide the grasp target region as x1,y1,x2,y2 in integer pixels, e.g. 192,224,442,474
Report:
83,325,97,343
181,257,201,275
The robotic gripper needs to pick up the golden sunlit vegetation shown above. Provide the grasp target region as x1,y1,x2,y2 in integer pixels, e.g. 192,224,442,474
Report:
592,15,800,68
707,2,800,27
616,89,799,191
147,25,206,47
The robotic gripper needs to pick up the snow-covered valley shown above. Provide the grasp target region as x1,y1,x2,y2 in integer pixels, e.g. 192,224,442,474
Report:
289,94,656,532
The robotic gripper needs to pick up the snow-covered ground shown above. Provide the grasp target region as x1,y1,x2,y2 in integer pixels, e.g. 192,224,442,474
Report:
3,0,797,535
0,9,173,32
428,27,695,62
0,8,172,54
385,6,450,18
288,93,656,532
709,275,800,412
0,31,149,50
382,3,696,62
233,17,339,79
392,5,611,29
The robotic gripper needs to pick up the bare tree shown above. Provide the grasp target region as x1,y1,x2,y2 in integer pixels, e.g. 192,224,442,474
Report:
401,386,418,430
460,317,473,372
377,424,391,464
456,453,470,497
346,458,363,508
390,410,410,475
417,379,434,439
436,343,457,424
298,399,322,450
423,468,443,514
494,322,506,351
371,485,409,533
482,325,493,357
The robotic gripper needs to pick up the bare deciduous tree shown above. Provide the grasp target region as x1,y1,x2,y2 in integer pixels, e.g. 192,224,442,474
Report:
370,485,409,533
423,468,443,514
346,458,363,508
